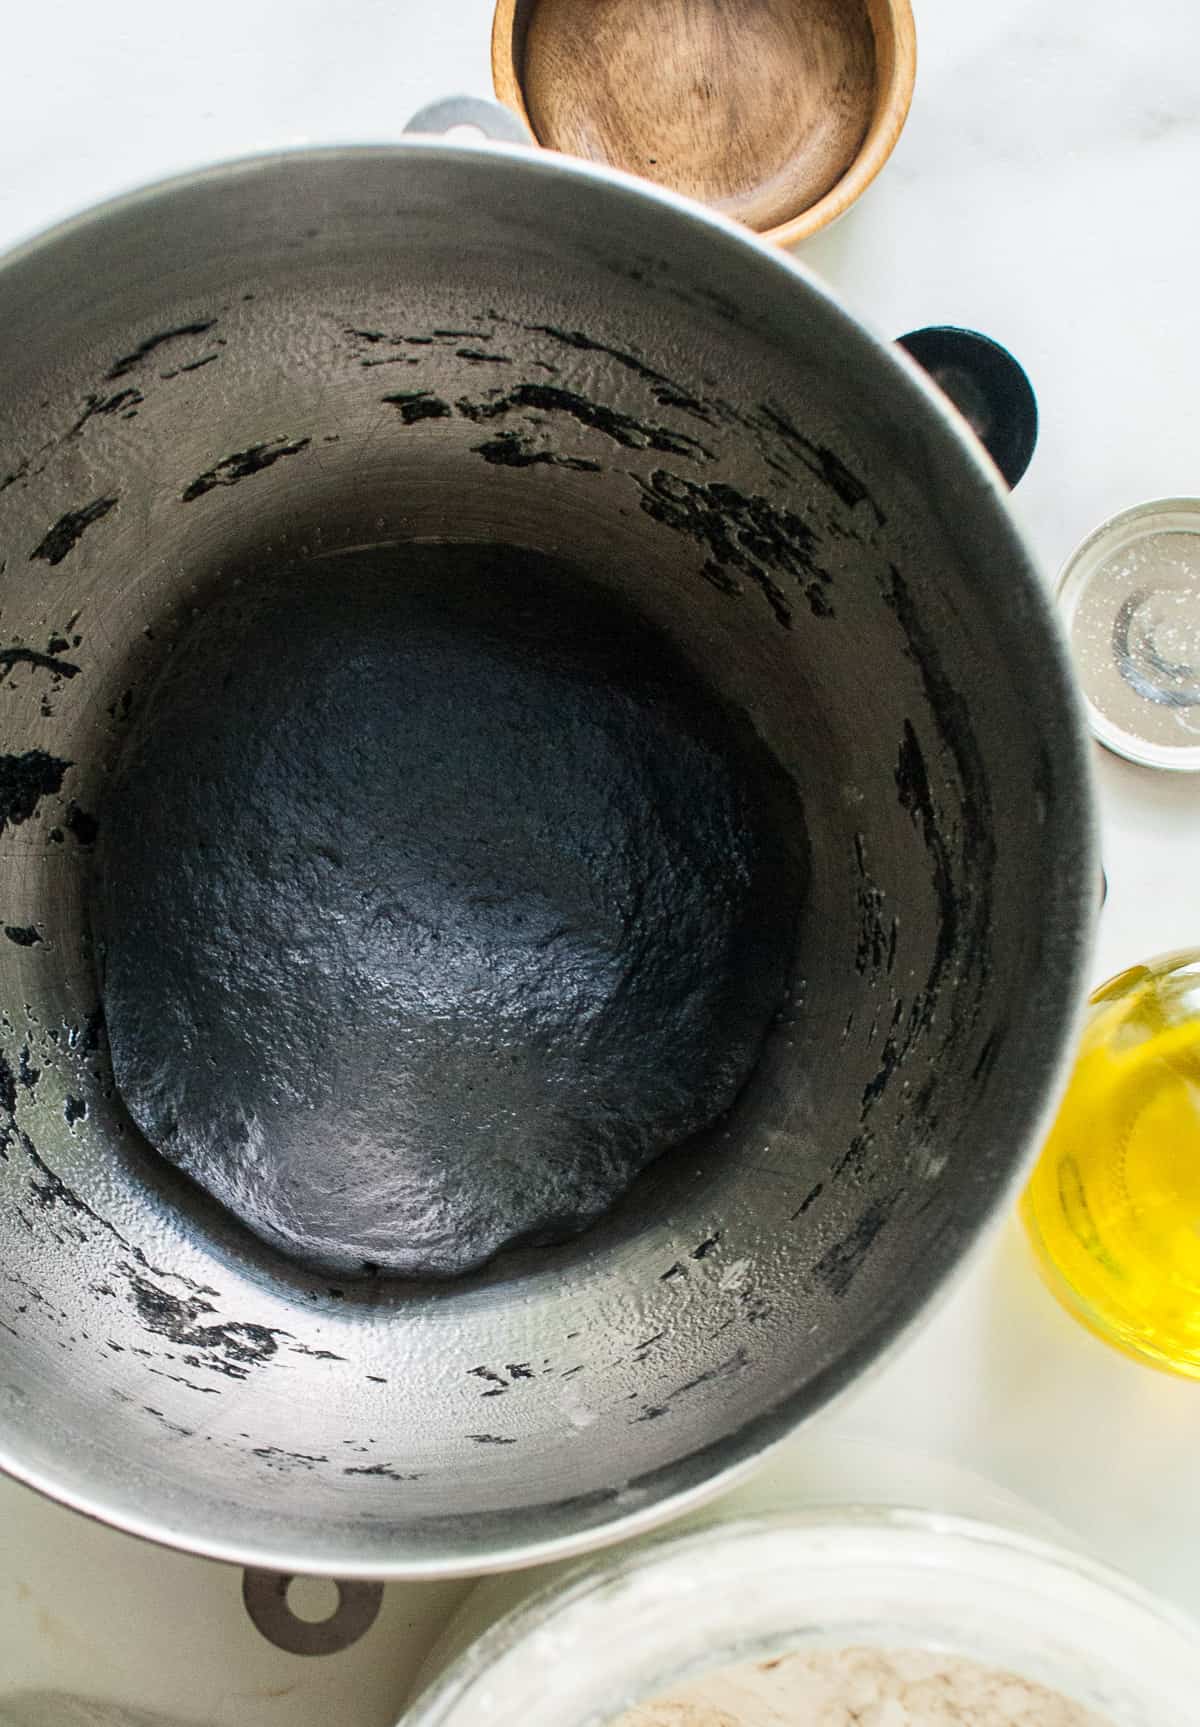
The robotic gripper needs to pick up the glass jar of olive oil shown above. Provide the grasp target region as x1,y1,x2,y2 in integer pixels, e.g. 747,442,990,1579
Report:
1022,949,1200,1377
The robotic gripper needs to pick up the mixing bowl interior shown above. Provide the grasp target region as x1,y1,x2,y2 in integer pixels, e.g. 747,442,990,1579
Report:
0,144,1093,1575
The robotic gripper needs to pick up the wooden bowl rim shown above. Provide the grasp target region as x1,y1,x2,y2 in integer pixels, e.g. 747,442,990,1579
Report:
490,0,917,247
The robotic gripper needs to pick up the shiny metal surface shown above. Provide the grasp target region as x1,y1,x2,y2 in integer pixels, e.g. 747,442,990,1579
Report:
0,142,1095,1577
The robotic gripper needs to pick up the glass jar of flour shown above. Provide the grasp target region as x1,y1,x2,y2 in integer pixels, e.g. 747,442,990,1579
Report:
404,1439,1200,1727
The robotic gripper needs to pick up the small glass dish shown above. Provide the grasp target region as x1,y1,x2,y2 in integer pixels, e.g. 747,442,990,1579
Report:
1057,498,1200,772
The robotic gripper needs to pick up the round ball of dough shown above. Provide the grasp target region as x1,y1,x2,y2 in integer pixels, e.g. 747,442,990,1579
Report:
96,545,796,1278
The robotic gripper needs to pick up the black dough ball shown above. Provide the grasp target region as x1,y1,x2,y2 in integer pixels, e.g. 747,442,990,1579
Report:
96,544,797,1278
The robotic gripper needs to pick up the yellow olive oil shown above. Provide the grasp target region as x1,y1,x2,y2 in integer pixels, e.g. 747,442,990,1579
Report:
1022,949,1200,1377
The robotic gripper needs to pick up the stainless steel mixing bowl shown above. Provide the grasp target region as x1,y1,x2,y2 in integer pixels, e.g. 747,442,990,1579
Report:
0,138,1094,1578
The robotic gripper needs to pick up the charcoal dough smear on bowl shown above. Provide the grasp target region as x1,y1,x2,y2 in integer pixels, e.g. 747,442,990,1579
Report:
94,543,798,1279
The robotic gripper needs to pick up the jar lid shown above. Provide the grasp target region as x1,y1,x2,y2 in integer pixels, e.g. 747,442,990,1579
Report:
1058,498,1200,772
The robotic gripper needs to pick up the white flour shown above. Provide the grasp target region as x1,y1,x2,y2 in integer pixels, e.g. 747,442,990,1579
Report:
611,1645,1112,1726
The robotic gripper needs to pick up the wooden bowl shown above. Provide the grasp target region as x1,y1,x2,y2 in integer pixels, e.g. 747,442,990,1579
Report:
492,0,916,245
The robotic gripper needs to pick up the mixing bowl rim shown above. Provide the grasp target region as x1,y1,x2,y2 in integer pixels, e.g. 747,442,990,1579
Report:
0,137,1098,1578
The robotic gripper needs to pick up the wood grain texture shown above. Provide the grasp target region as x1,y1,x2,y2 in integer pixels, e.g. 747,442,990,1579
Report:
492,0,916,244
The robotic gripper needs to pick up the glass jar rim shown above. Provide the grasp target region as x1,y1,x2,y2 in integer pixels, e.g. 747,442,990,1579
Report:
406,1506,1200,1727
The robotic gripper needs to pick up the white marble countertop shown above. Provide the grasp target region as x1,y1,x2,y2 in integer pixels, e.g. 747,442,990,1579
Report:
1,1,1198,1722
